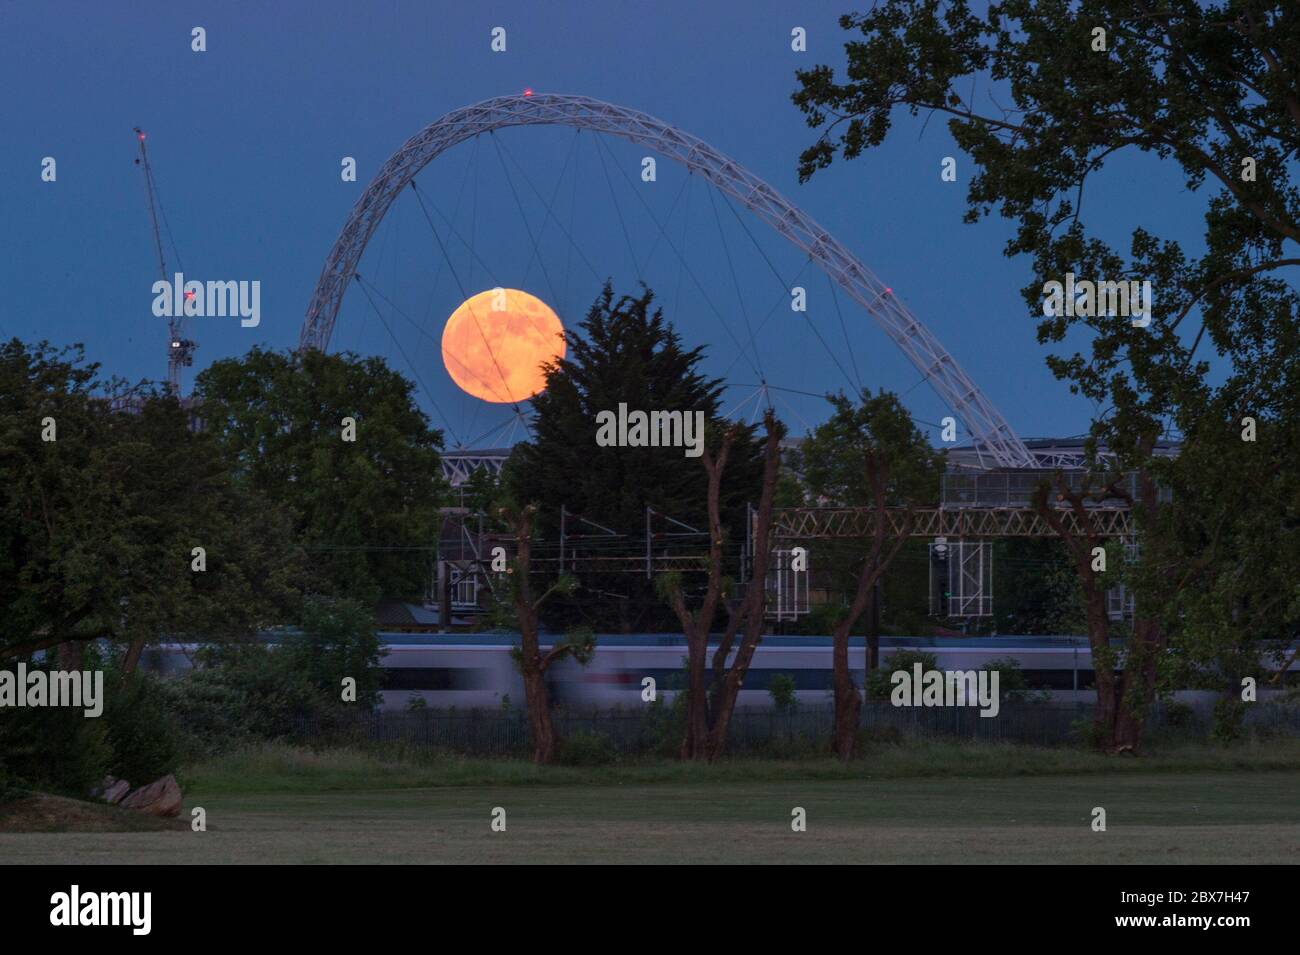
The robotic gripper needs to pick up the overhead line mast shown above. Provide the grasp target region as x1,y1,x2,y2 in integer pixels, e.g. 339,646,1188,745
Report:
134,127,195,396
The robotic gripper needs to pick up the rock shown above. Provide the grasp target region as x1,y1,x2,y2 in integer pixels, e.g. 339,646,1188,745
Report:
89,775,116,799
119,775,182,817
102,779,131,805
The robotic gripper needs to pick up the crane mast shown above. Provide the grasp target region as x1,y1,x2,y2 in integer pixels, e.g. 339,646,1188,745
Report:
134,127,195,395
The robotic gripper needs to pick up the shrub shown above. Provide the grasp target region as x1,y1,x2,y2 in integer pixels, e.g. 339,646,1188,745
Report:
283,595,384,707
1211,698,1246,744
867,650,940,700
768,673,798,712
0,704,112,796
1068,716,1110,750
155,668,257,757
160,639,350,758
981,656,1050,703
103,674,180,782
641,690,688,757
1160,699,1198,729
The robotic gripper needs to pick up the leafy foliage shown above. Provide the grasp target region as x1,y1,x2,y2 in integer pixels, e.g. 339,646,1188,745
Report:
283,595,384,708
794,2,1300,746
0,339,302,662
867,649,941,700
981,656,1051,704
801,390,943,509
194,346,446,603
103,675,181,784
506,284,763,631
768,673,799,712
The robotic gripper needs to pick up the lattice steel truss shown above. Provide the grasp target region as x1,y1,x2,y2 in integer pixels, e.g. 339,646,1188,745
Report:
770,505,1134,540
300,93,1036,469
442,450,508,487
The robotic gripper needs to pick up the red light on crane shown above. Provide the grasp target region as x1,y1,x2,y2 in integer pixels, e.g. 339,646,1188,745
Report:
523,88,533,96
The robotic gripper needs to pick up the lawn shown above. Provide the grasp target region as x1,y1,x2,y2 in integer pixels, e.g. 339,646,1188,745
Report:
2,741,1297,863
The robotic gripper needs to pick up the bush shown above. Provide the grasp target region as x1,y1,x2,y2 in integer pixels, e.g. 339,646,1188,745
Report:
0,664,183,795
0,704,113,796
160,639,351,758
981,657,1050,704
768,673,798,712
155,668,257,757
1160,699,1198,729
284,595,384,706
1212,698,1246,744
641,690,688,757
867,650,940,700
557,731,619,766
103,675,180,783
1068,716,1110,750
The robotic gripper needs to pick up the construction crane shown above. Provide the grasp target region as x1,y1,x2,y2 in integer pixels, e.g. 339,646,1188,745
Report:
133,127,196,396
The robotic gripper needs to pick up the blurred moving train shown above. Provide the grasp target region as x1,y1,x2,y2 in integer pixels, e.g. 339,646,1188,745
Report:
374,632,1297,710
141,632,1298,711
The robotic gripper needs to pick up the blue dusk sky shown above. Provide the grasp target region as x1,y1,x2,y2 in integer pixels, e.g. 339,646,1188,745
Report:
1,1,1214,449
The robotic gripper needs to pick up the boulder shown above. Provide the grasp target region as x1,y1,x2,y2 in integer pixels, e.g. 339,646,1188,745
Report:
119,775,182,817
102,779,131,805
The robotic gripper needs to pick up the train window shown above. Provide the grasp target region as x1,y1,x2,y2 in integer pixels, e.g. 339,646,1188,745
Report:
383,668,453,691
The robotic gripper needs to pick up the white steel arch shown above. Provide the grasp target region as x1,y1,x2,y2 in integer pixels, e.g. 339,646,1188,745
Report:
301,93,1035,469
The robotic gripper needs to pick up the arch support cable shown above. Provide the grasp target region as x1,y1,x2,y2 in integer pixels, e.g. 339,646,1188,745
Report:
301,93,1034,469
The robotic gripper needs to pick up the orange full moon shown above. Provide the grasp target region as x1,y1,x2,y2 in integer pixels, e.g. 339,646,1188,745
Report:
440,288,565,404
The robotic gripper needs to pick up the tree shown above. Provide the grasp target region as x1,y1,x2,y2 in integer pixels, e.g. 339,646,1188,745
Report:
702,410,785,759
799,390,942,758
992,538,1085,636
498,504,595,764
283,595,385,709
1154,395,1300,729
506,283,764,632
656,421,741,760
194,346,446,604
0,340,300,666
1030,473,1133,746
793,1,1300,752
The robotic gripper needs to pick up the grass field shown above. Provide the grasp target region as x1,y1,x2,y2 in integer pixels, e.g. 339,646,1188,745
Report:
3,741,1298,863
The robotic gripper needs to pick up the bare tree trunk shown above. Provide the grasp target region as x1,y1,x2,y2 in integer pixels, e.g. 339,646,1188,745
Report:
58,640,83,671
507,506,561,764
522,668,557,764
682,629,711,759
1082,586,1120,747
1114,616,1164,752
518,623,559,764
705,412,784,760
831,616,862,758
1111,466,1168,754
866,581,880,673
663,429,738,761
1036,476,1128,749
122,635,146,676
828,456,910,761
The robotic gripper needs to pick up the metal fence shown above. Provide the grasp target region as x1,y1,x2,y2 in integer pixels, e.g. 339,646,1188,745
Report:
289,697,1300,757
